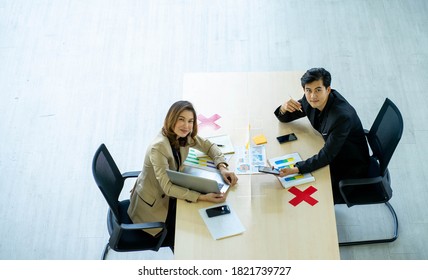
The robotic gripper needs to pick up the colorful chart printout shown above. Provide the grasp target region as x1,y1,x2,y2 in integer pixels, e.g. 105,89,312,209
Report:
268,152,315,188
184,149,218,171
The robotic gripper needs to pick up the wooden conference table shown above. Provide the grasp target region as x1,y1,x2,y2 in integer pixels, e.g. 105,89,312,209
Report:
174,72,340,259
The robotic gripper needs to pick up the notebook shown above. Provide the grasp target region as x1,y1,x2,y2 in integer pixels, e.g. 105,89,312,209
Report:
166,167,230,194
199,204,245,240
193,134,235,157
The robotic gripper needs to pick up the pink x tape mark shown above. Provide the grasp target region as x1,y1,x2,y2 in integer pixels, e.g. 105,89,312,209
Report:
198,114,221,130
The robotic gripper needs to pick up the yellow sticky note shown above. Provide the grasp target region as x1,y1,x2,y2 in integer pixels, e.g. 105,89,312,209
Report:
252,134,267,145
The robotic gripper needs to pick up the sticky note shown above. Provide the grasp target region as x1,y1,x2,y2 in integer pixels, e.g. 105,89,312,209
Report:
252,134,267,145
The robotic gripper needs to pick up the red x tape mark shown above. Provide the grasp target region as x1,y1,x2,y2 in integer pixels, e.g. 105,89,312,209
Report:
288,186,318,206
198,114,221,130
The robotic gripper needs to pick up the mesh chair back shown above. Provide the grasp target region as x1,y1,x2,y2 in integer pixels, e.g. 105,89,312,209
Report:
367,98,403,176
92,144,125,221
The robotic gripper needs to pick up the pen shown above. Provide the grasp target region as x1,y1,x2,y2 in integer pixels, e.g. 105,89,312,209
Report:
289,95,303,112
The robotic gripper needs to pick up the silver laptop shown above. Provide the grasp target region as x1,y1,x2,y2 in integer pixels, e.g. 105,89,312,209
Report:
166,166,230,194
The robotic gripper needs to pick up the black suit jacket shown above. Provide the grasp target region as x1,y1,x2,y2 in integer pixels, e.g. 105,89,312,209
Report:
274,90,370,187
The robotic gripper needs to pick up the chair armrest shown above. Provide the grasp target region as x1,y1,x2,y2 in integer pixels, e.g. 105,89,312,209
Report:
122,171,141,179
121,221,166,231
339,176,382,188
339,176,390,207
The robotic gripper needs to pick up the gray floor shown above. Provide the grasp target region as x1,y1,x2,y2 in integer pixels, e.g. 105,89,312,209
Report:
1,0,427,260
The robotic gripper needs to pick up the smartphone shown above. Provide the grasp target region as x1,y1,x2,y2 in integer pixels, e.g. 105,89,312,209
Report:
276,133,297,144
258,166,280,175
206,205,231,218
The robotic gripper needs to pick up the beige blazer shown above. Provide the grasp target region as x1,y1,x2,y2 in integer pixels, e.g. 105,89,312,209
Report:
127,132,226,236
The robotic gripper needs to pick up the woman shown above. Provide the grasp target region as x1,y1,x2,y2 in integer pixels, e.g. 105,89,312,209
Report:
128,100,238,239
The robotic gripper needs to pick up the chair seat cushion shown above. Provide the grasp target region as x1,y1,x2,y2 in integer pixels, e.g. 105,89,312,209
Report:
109,200,165,251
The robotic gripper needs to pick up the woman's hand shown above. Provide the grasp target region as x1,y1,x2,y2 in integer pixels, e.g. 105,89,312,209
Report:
219,168,238,186
198,193,227,203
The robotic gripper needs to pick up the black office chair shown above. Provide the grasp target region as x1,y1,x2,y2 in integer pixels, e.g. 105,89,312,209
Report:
338,98,403,246
92,143,173,259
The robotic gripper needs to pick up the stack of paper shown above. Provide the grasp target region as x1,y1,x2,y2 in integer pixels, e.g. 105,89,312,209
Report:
234,145,267,175
268,152,315,188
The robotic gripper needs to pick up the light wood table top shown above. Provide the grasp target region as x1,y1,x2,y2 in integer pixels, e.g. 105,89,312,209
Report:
174,72,340,259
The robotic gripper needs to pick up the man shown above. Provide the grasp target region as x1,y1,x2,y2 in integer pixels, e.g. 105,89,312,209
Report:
274,68,370,204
